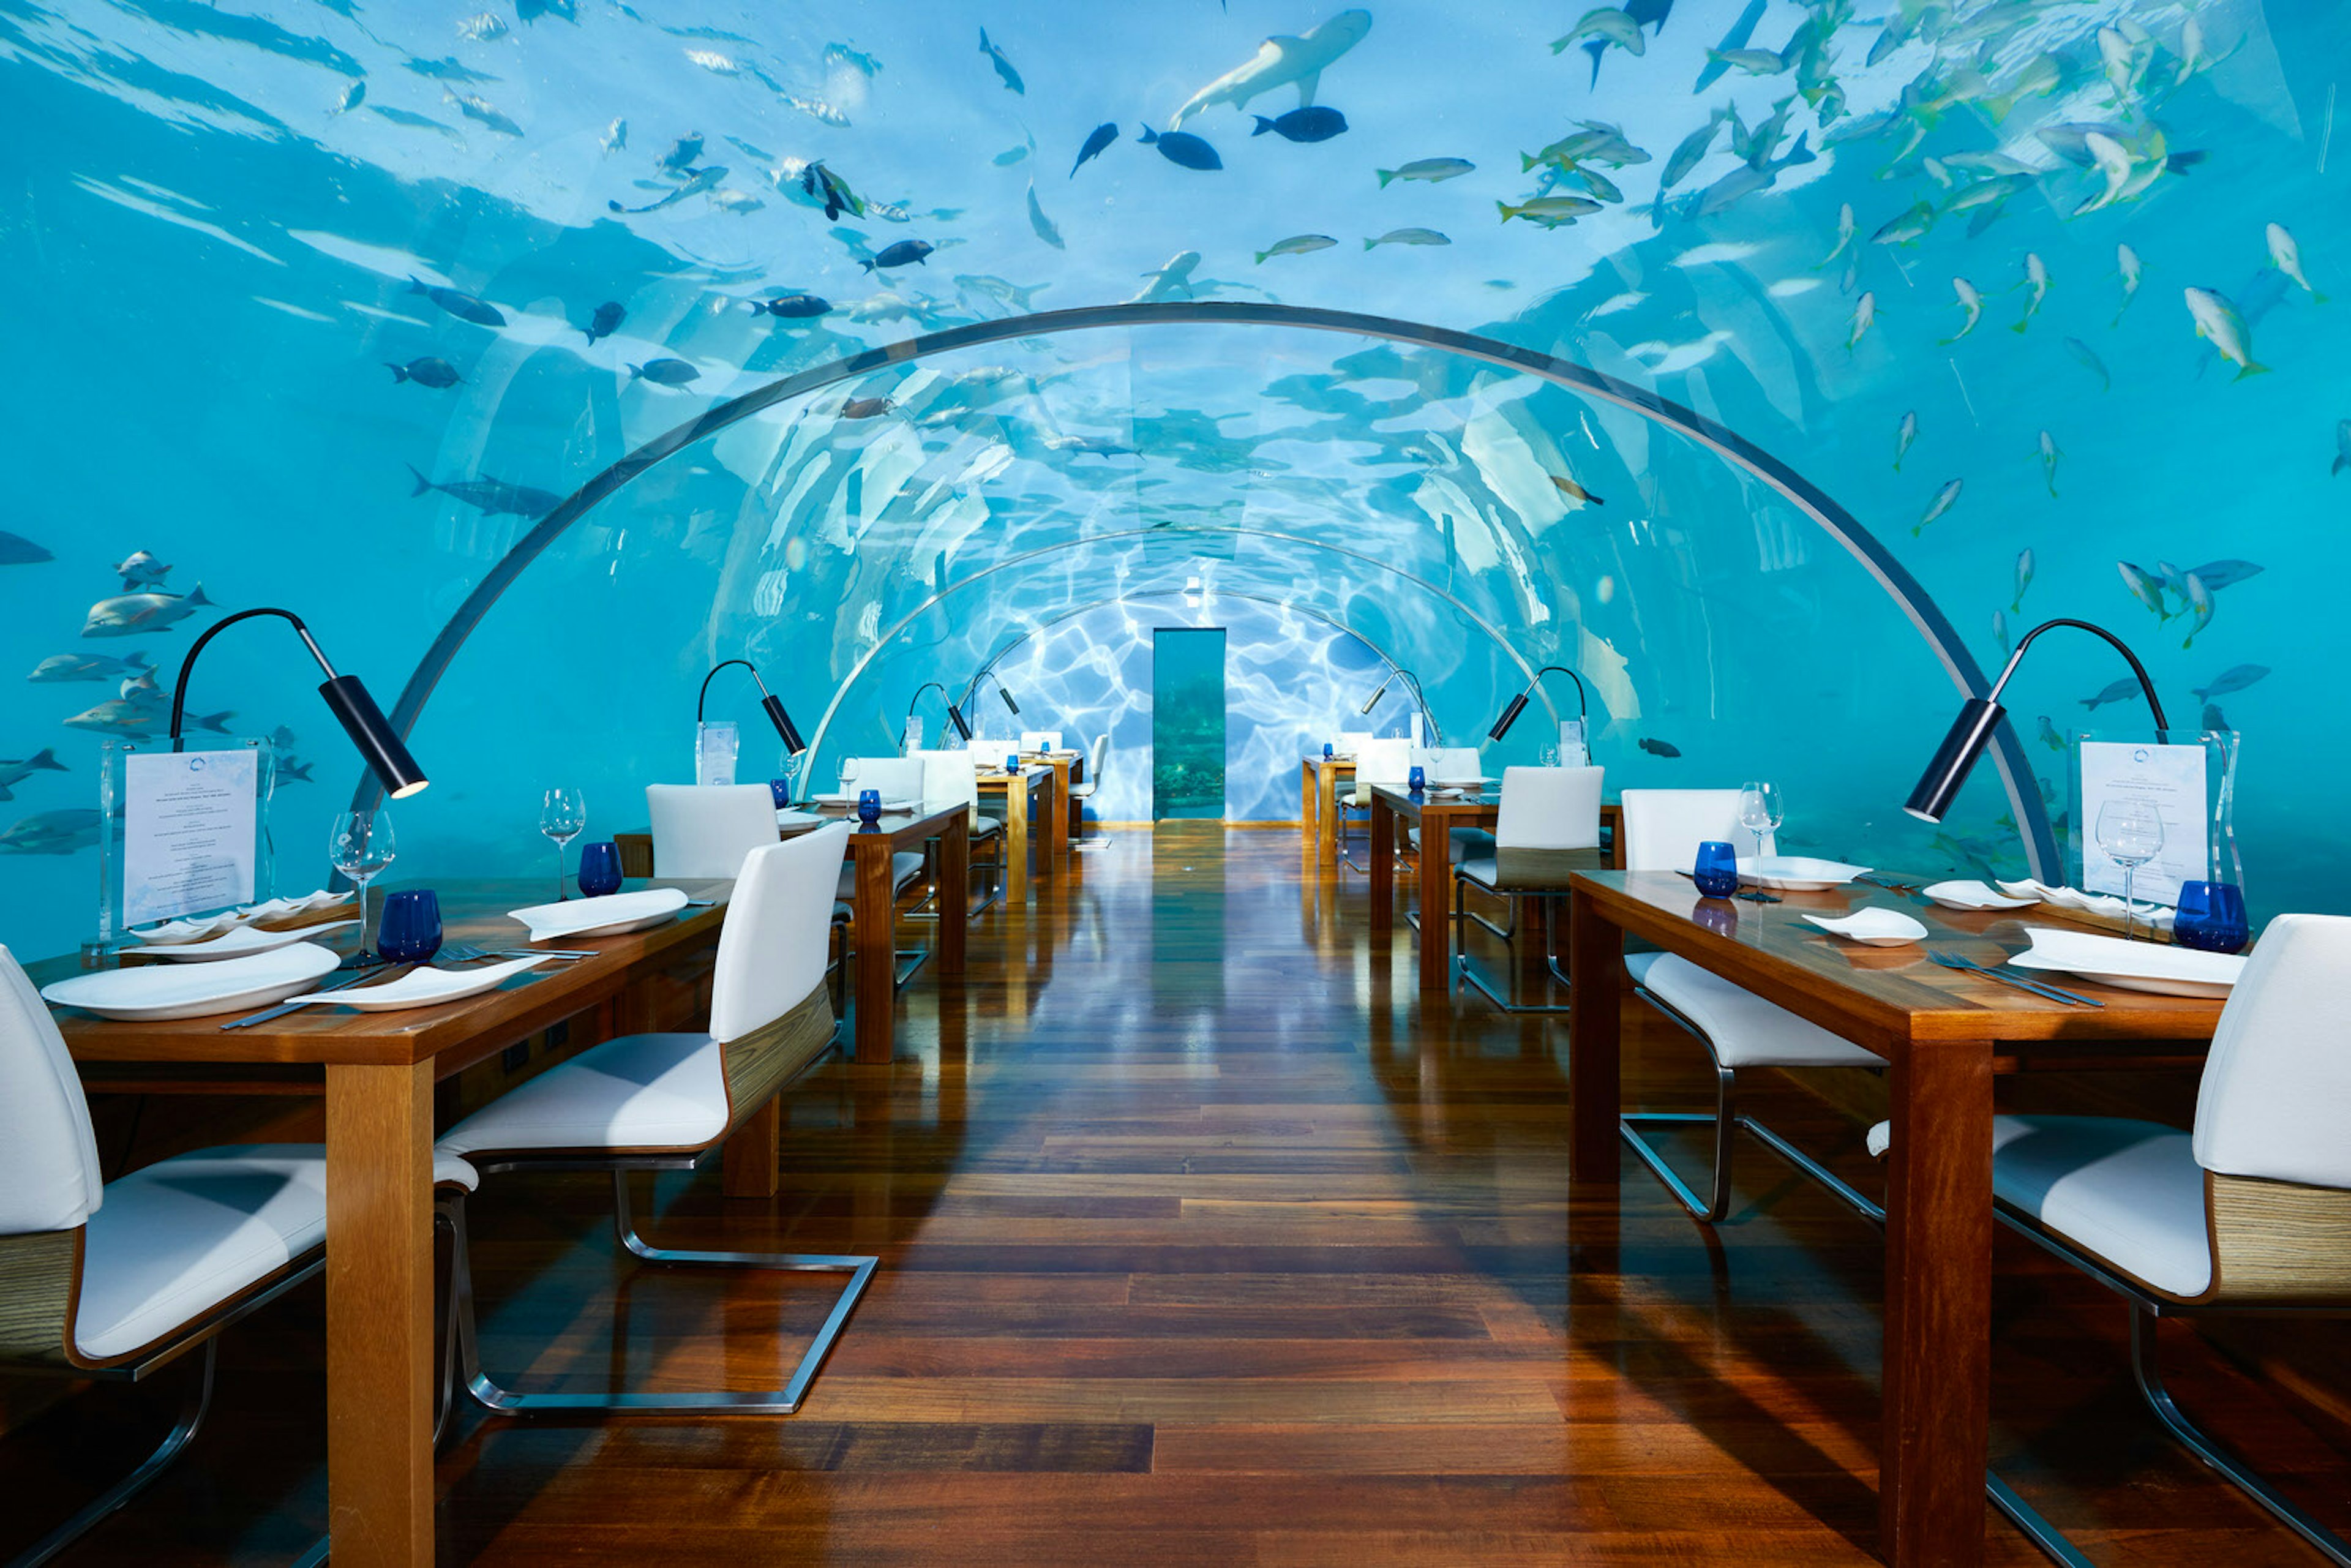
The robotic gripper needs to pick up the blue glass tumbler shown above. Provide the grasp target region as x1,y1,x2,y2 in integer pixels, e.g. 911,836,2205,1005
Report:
768,776,792,808
858,788,883,828
1005,752,1020,774
1322,741,1334,759
1693,840,1740,898
2173,880,2250,954
577,841,623,898
378,889,443,964
1408,765,1426,794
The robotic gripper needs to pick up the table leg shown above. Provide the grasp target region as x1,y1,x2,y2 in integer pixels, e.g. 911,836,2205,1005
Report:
1881,1041,1993,1566
853,841,896,1064
324,1062,434,1568
1416,813,1453,994
721,1097,781,1198
1300,762,1316,854
1037,774,1062,876
1003,777,1031,901
1566,895,1622,1184
1369,796,1395,936
1319,768,1340,866
1048,763,1071,858
940,815,969,977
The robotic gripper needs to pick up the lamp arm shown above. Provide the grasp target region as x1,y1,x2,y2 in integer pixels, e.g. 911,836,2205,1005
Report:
696,658,764,722
905,680,949,721
1997,619,2170,732
1395,670,1443,748
1531,664,1590,727
170,607,336,748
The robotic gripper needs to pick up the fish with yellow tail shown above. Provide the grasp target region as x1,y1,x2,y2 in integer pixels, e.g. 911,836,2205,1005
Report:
2011,253,2049,332
2266,222,2325,301
2183,286,2268,378
1847,290,1877,350
1913,478,1962,536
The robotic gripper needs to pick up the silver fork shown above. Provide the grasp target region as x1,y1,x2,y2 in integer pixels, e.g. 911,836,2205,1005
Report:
1927,947,2103,1008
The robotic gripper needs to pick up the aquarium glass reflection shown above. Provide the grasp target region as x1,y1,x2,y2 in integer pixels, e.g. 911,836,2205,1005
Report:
1,0,2343,961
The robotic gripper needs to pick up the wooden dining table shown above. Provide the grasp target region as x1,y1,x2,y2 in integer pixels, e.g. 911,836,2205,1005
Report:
778,801,969,1063
976,762,1056,888
37,878,754,1568
1367,784,1623,993
1298,755,1356,865
1564,871,2229,1566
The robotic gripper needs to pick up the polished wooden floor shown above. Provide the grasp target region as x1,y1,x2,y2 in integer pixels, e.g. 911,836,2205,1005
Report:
10,827,2350,1564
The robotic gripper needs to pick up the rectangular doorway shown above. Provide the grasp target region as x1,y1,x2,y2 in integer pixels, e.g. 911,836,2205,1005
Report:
1151,627,1225,819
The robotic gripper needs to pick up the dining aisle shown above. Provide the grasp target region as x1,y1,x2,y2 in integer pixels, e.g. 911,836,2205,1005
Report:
9,827,2342,1566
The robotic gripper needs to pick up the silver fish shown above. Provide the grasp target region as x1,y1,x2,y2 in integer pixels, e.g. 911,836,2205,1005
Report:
82,584,214,638
602,117,627,156
1914,478,1962,535
1364,228,1449,249
28,650,152,683
2012,547,2035,610
2181,572,2214,648
1993,609,2010,656
2267,222,2323,300
2184,559,2264,591
0,748,67,801
2012,253,2049,332
2080,677,2145,711
2115,242,2143,323
2192,664,2268,699
1026,181,1063,250
1847,290,1877,350
1660,110,1727,193
2038,716,2065,751
114,550,171,589
65,699,230,738
1944,277,1981,342
2184,286,2268,378
1893,410,1918,470
2118,560,2168,617
1256,234,1336,263
1820,202,1855,266
2038,431,2061,497
0,808,101,855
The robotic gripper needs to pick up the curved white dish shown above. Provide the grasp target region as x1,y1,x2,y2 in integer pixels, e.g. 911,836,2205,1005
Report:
128,911,245,945
1804,909,1929,947
141,920,356,962
809,792,922,809
1924,879,2039,912
507,887,688,942
244,888,354,922
1431,775,1495,788
776,809,826,828
1737,855,1870,891
285,955,545,1012
2008,926,2245,999
43,943,344,1021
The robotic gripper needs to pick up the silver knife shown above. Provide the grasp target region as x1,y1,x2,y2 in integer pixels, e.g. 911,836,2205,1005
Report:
220,967,395,1030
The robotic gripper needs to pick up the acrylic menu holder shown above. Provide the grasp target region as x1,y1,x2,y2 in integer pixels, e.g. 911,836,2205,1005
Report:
695,721,740,786
1559,718,1589,767
92,736,277,962
2066,727,2240,912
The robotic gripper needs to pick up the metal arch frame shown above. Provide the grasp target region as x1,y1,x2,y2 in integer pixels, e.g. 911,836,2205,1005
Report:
797,523,1560,764
362,301,2055,879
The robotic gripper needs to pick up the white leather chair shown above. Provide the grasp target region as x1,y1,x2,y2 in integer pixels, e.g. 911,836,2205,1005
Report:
1338,737,1413,874
1866,915,2351,1566
1067,735,1109,842
912,748,1005,917
1616,789,1883,1224
1452,766,1603,1013
437,824,873,1418
0,945,360,1561
842,756,927,805
1334,730,1372,759
1019,730,1063,753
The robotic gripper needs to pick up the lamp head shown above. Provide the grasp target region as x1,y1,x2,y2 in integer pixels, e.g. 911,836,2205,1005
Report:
946,702,974,742
1357,672,1393,716
1902,696,2004,824
996,680,1021,717
318,674,430,798
1487,691,1531,744
760,692,806,757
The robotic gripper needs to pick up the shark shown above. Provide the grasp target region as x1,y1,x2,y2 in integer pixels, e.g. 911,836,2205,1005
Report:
1169,10,1372,129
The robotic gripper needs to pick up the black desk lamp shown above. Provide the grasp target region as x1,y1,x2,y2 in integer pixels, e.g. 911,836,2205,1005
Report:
958,670,1022,729
169,608,427,797
1905,618,2167,823
1358,668,1442,746
698,658,806,756
906,680,975,743
1487,664,1589,743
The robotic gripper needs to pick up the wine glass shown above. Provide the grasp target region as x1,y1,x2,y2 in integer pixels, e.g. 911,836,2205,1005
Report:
1738,781,1785,858
328,810,397,966
539,787,587,902
2096,798,2165,940
839,757,861,798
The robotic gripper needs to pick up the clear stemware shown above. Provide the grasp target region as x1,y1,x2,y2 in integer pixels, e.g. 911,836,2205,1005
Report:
328,809,397,966
1738,781,1785,858
539,787,587,902
2096,798,2166,940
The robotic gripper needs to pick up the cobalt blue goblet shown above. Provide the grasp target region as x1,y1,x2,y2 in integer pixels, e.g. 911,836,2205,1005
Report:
378,889,443,964
577,841,623,898
768,776,792,808
1693,840,1740,898
2173,880,2250,954
1005,752,1020,775
858,788,883,828
1408,765,1426,794
1322,741,1333,759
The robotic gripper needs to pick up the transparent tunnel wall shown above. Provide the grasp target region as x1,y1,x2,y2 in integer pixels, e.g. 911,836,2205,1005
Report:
2,0,2343,962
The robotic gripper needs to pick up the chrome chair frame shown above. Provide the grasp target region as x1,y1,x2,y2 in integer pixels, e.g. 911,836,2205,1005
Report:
1451,879,1573,1015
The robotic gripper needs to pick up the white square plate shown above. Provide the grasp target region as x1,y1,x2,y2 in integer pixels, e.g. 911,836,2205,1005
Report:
138,920,357,962
2008,926,2245,998
1736,855,1870,891
43,943,345,1021
284,955,546,1011
506,887,688,942
1803,908,1930,947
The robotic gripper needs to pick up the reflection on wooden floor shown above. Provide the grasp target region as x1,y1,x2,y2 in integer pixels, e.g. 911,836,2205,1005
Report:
8,826,2349,1564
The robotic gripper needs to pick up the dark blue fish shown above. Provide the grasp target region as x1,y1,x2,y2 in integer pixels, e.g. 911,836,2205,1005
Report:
1138,126,1221,171
628,358,700,386
583,301,625,342
407,276,504,328
403,56,498,84
660,133,704,173
756,292,831,318
863,239,934,272
517,0,576,21
386,356,462,388
1071,121,1117,177
0,531,53,565
1638,737,1682,757
979,28,1023,94
1251,106,1348,142
1693,0,1764,91
407,465,561,517
279,760,317,783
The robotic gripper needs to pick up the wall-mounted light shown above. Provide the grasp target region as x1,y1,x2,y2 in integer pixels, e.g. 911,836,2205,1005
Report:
1359,667,1443,745
959,670,1021,722
1487,664,1589,743
698,658,806,756
170,608,428,797
1905,618,2167,823
906,680,975,743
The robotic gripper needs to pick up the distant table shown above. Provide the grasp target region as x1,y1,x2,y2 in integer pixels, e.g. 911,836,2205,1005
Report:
41,879,738,1568
779,803,968,1062
1565,871,2228,1566
978,763,1057,887
1299,756,1357,865
1368,786,1621,993
1024,749,1080,846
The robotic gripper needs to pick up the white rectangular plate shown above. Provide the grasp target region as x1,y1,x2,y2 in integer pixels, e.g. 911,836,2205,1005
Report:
506,887,688,942
2009,925,2244,998
1924,879,2038,912
1804,908,1929,946
286,955,545,1011
1736,855,1870,891
43,943,345,1021
140,920,357,962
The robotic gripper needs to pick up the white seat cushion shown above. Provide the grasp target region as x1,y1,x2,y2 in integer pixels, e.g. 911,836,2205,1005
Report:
76,1145,329,1362
1638,954,1883,1070
1623,951,1664,985
1067,782,1097,799
435,1033,729,1159
835,852,925,901
435,1152,479,1192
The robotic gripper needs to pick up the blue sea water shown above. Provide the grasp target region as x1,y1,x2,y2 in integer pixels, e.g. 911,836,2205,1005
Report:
1,0,2344,961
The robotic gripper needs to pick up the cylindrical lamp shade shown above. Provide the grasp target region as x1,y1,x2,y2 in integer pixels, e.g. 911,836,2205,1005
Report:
997,683,1022,716
761,692,806,756
318,675,429,798
1487,691,1531,743
946,702,974,741
1902,696,2005,823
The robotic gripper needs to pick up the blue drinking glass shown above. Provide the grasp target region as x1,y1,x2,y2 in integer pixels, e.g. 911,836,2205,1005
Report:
1693,840,1740,898
1322,741,1334,759
1408,765,1425,794
2174,880,2249,954
577,841,623,898
1005,752,1020,774
377,889,443,964
858,788,883,828
768,776,792,808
